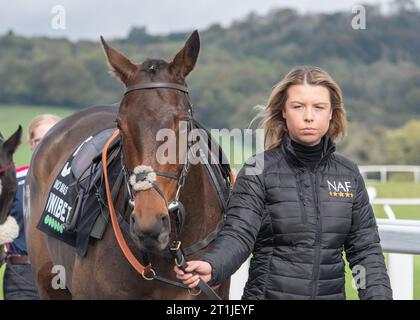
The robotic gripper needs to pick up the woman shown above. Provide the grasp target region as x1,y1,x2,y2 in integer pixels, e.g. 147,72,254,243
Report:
3,114,60,300
174,66,392,300
28,114,61,152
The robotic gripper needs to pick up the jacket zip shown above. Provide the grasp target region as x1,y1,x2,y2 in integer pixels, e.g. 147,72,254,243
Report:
296,171,308,224
309,171,322,299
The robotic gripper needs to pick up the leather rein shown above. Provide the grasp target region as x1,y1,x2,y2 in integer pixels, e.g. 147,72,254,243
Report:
0,163,14,174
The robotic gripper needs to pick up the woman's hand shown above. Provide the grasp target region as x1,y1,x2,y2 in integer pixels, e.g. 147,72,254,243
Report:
174,261,212,288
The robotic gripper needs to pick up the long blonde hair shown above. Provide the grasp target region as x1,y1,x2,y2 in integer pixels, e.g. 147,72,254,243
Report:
28,114,61,142
255,66,347,150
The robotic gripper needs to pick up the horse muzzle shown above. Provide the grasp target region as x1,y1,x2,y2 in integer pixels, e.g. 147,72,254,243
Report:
129,212,171,251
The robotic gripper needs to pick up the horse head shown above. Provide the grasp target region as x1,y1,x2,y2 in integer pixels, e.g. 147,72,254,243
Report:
0,126,22,225
101,31,200,252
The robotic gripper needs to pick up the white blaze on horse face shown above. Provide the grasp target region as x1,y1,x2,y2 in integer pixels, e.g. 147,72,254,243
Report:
0,178,2,196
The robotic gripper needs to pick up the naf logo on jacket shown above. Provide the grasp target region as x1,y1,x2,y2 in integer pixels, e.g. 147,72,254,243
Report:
327,180,354,198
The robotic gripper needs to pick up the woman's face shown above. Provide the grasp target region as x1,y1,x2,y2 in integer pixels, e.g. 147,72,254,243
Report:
29,122,56,151
282,84,332,146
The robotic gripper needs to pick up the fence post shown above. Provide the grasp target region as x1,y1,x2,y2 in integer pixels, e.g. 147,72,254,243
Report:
414,169,420,184
229,258,250,299
387,254,414,300
380,167,387,184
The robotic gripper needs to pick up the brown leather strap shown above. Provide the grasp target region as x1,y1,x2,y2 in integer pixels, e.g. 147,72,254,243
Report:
124,82,189,95
0,250,6,265
0,163,14,174
102,129,154,280
170,241,221,300
7,255,31,265
229,170,236,188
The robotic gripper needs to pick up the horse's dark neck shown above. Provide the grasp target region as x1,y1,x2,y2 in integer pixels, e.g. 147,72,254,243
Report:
177,161,221,252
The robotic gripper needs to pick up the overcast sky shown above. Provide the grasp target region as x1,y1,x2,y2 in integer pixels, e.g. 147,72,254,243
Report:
0,0,418,41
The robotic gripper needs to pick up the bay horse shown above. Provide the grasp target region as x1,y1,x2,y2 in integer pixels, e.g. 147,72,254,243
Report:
0,126,22,246
25,31,231,299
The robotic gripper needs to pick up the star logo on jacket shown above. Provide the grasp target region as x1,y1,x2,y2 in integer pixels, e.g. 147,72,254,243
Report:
327,180,353,198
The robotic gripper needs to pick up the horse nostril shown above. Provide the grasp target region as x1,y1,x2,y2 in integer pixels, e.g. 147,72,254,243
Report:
129,213,169,237
130,214,136,227
160,213,170,229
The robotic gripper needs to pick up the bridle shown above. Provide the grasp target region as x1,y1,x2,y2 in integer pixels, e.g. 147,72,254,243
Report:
102,81,223,299
120,82,195,234
0,163,14,175
0,137,15,175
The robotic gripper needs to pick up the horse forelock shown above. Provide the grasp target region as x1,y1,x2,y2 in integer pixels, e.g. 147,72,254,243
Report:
141,59,168,73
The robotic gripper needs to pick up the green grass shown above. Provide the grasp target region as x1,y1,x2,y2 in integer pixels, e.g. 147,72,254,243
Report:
368,182,420,220
0,104,76,167
0,262,5,300
370,182,420,198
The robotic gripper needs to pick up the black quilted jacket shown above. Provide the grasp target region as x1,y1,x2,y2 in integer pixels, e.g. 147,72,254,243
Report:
201,134,392,300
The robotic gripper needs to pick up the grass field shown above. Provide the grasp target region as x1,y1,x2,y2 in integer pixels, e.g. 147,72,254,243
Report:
1,105,420,299
0,104,76,167
0,262,5,300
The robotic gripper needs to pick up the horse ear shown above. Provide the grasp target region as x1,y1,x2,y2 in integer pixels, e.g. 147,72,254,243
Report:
100,36,137,83
4,125,22,156
169,30,200,78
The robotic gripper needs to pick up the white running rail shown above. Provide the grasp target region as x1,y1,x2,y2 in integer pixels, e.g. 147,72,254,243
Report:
359,165,420,184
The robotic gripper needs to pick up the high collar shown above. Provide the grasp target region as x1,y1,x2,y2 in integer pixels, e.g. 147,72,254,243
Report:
281,133,336,171
291,138,324,156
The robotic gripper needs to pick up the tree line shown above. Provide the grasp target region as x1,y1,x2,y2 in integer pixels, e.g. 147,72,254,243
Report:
0,1,419,164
